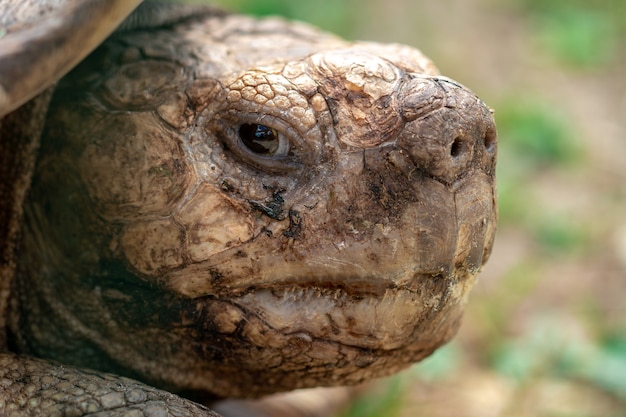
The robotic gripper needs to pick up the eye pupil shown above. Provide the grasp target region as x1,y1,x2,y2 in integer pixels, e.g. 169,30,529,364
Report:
239,123,279,155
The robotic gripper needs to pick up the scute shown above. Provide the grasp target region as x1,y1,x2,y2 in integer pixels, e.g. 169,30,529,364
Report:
0,0,143,116
177,183,255,264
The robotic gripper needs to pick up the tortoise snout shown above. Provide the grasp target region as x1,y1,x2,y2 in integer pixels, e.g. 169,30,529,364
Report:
397,77,497,183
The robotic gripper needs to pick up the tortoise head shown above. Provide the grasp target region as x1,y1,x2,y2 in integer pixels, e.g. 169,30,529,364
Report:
12,11,497,398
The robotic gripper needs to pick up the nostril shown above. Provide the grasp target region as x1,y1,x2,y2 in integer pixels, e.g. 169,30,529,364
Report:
450,137,465,158
483,127,497,152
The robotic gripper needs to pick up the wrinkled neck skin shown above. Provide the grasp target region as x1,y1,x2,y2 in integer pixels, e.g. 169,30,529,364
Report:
9,11,497,399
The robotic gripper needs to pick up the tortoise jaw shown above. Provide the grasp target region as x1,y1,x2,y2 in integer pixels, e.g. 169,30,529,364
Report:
165,251,480,351
224,268,477,351
229,286,430,350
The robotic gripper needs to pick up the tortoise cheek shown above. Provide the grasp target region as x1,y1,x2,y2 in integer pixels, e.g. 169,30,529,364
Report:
78,113,194,221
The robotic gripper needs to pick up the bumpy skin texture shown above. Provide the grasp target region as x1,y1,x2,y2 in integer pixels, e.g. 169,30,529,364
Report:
0,353,219,416
4,3,497,414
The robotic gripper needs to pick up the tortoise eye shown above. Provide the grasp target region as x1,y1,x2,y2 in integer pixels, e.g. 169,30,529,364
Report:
212,116,299,172
239,124,280,155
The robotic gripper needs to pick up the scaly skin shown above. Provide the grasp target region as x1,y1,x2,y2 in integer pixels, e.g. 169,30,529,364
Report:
1,2,497,415
0,353,219,416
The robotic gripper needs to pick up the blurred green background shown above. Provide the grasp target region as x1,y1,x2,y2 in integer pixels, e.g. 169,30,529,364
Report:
202,0,626,415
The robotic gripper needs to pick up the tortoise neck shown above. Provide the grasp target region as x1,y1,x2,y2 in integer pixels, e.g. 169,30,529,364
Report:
0,91,52,352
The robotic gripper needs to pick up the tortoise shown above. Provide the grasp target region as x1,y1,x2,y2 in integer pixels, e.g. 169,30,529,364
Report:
0,1,498,415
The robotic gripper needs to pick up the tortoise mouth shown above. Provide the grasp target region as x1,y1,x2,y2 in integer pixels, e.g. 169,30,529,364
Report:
221,276,400,298
205,271,470,351
229,286,424,350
